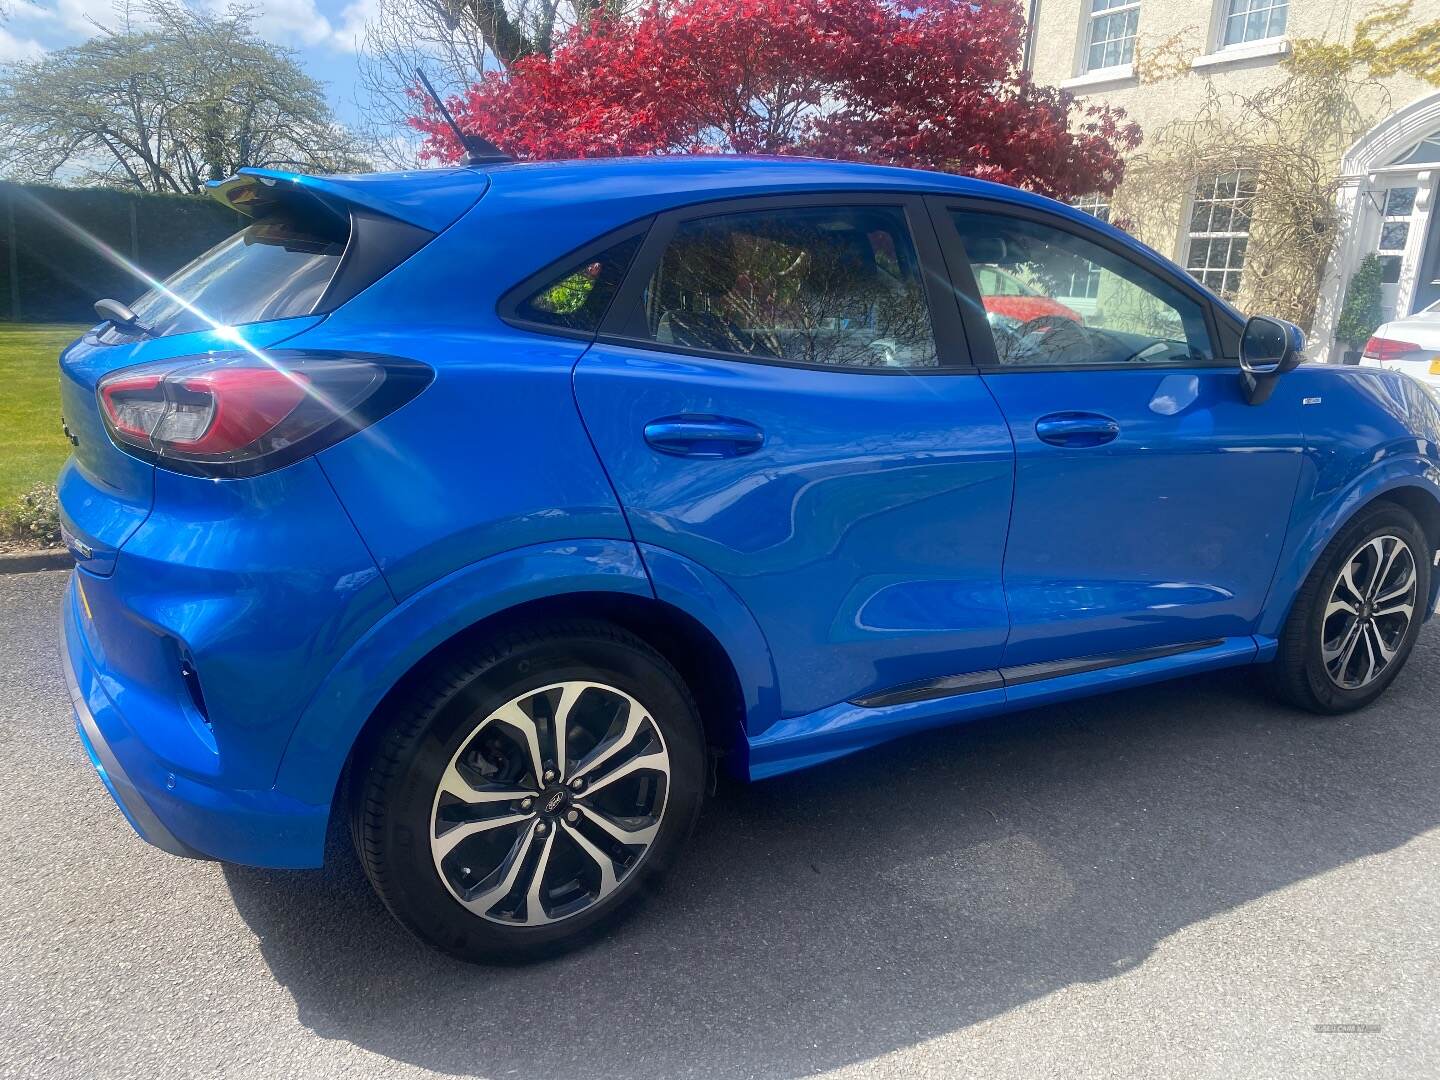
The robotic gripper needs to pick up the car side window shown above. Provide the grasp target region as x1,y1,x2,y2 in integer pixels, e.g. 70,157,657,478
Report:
515,234,643,333
948,209,1215,368
638,205,938,369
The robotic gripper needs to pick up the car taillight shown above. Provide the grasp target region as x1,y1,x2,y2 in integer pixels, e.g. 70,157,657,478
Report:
1362,336,1423,362
96,351,432,477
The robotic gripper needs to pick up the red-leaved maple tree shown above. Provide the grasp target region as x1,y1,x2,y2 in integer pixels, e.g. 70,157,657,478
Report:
411,0,1140,199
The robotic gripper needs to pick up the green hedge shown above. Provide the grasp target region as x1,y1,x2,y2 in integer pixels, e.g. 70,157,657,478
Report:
0,183,244,323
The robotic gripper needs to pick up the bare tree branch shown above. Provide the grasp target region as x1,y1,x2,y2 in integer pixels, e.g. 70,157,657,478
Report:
352,0,634,167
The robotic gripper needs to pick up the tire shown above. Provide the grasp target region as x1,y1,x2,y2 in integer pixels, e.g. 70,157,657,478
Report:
349,619,706,963
1266,502,1431,714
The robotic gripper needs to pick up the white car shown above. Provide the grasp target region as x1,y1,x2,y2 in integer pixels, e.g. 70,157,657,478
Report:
1359,303,1440,386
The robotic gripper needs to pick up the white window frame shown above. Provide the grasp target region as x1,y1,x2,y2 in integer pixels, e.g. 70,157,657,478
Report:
1217,0,1288,49
1072,194,1112,223
1079,0,1141,75
1183,171,1255,301
1373,182,1423,322
1057,195,1112,310
1191,0,1289,69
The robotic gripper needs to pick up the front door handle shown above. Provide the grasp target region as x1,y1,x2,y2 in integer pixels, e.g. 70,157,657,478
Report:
1034,411,1121,448
643,415,765,458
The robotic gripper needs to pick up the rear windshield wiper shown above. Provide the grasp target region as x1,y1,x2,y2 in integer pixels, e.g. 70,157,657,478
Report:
94,298,158,339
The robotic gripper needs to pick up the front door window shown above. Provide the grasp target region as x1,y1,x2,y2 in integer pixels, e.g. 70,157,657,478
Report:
947,209,1214,367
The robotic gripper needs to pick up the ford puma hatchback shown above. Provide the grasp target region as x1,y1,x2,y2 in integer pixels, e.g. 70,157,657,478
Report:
59,157,1440,962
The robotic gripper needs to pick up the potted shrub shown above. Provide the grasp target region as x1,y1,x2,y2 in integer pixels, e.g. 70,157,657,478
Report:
1335,254,1384,365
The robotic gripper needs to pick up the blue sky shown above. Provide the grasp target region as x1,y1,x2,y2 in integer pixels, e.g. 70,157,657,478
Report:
2,0,373,123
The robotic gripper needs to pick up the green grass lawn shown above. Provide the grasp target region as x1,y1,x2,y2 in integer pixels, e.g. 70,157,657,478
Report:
0,323,88,504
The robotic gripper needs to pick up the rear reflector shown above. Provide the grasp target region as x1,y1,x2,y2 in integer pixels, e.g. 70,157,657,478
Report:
97,350,432,478
1362,336,1423,361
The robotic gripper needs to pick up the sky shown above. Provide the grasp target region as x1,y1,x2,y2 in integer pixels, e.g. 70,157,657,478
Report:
1,0,373,123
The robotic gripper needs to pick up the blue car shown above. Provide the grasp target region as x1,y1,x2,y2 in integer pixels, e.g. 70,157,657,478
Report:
59,156,1440,961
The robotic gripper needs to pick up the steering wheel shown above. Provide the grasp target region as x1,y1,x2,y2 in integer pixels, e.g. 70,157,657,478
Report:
1014,314,1083,338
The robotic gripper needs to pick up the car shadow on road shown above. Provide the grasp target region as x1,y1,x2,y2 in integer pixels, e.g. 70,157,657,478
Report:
223,633,1440,1080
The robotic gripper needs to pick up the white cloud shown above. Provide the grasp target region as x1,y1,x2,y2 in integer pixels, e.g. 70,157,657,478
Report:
53,0,137,35
5,0,58,24
7,0,155,37
330,0,376,53
0,23,46,60
9,0,337,46
219,0,334,46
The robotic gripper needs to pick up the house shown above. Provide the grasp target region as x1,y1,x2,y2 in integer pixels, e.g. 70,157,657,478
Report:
1023,0,1440,361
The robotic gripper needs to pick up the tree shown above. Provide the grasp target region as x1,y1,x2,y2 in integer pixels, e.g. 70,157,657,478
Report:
409,0,1141,199
1116,2,1440,330
0,0,366,193
353,0,630,167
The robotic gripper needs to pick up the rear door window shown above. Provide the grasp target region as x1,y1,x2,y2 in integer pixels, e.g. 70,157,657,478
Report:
635,205,938,369
117,211,348,340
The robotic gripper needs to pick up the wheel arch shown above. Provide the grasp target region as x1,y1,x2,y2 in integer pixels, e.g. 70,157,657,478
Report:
1370,485,1440,618
1373,484,1440,551
1260,467,1440,639
341,590,753,801
271,538,774,861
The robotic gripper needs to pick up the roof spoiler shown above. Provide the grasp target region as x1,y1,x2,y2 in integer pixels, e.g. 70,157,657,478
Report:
206,167,490,234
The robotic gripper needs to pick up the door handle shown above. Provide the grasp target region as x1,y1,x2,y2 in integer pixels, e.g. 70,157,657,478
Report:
643,416,765,458
1034,411,1121,448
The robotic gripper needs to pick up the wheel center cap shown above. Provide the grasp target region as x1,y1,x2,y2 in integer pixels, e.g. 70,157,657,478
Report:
539,787,569,817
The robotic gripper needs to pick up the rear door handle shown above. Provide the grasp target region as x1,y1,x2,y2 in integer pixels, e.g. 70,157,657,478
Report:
1034,411,1121,448
643,416,765,458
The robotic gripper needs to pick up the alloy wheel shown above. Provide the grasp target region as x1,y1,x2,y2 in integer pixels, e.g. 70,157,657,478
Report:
1321,534,1418,690
429,681,671,926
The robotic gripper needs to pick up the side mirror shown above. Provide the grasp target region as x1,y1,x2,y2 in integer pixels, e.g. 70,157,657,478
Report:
1239,315,1305,405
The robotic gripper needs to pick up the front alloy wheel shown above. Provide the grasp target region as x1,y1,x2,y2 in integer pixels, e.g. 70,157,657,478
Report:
1267,502,1430,714
1321,534,1417,690
430,681,671,927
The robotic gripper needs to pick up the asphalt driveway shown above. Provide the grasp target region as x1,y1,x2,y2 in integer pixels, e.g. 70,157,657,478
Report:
3,567,1438,1079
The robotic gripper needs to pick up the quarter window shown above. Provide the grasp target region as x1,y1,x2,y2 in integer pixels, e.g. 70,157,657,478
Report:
1185,170,1255,300
638,205,937,369
1084,0,1140,71
1221,0,1287,46
516,234,643,333
949,209,1213,368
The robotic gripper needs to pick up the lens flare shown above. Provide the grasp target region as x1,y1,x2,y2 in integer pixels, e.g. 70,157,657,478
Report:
17,188,403,458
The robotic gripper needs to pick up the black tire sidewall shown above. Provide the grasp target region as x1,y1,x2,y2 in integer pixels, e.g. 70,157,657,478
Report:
1295,509,1430,712
364,629,706,962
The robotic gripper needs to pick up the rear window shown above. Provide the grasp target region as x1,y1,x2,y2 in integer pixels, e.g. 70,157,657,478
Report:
116,211,348,340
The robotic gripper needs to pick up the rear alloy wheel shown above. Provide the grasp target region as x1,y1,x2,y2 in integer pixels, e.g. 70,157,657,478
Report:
351,621,705,963
1267,504,1430,713
430,680,672,927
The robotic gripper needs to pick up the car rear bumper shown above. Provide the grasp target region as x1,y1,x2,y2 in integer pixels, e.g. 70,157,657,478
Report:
64,603,210,860
1357,355,1440,386
62,572,328,867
